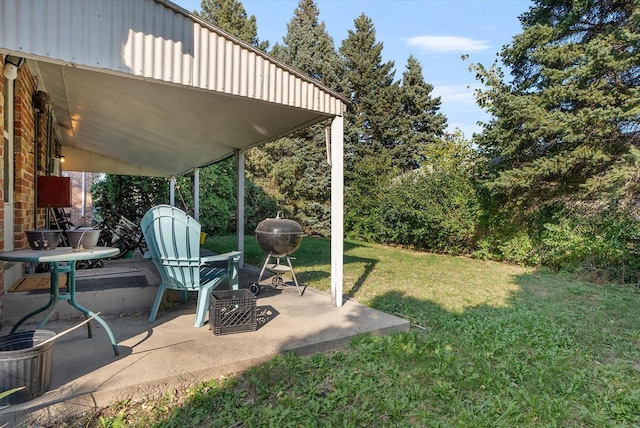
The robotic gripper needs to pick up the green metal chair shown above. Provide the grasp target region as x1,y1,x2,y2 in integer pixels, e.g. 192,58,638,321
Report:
141,205,241,327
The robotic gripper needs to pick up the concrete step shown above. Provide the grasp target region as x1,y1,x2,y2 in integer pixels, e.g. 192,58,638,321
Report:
3,257,161,325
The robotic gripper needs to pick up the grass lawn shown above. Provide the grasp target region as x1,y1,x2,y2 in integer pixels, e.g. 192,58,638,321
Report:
63,236,640,427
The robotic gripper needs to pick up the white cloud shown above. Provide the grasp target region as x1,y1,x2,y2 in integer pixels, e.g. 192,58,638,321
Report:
405,36,491,53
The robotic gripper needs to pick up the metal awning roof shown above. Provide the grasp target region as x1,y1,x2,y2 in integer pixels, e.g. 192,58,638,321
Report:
0,0,346,176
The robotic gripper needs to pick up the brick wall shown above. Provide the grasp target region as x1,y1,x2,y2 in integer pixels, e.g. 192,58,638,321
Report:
0,57,58,328
13,64,40,249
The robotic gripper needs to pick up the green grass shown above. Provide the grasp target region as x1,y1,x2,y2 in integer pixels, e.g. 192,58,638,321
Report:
61,237,640,427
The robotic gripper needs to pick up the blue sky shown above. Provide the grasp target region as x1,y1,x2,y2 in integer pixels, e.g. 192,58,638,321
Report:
173,0,532,138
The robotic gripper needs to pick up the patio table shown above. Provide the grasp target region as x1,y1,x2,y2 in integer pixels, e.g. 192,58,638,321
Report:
0,246,120,355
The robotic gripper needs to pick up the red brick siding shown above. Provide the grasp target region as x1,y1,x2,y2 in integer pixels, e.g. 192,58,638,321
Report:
13,65,40,248
0,58,59,326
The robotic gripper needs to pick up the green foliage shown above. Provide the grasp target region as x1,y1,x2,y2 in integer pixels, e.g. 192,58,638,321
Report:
395,55,447,171
471,0,640,214
339,13,397,165
92,158,278,236
247,129,333,235
91,175,169,224
174,158,278,235
474,202,640,284
345,154,394,241
422,129,478,175
174,160,236,235
468,0,640,282
197,2,448,239
347,132,481,255
340,14,451,251
540,209,640,283
270,0,342,88
378,170,480,254
198,0,268,50
474,230,540,266
244,178,279,233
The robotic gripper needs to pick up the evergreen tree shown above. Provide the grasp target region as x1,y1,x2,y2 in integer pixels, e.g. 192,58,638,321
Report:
198,0,268,50
469,0,640,282
270,0,341,88
396,55,447,171
338,14,399,237
339,13,397,162
471,0,640,213
247,0,341,234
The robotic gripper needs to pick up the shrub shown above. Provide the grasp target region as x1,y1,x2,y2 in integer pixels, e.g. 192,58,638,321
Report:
540,210,640,283
474,231,540,266
376,169,481,254
474,203,640,284
91,175,169,224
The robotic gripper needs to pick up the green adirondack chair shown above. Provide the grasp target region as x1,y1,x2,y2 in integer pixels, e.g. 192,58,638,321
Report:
141,205,241,327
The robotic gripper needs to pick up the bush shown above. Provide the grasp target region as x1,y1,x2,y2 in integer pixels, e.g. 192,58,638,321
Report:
474,231,540,266
345,155,394,241
93,159,280,237
540,210,640,283
91,175,169,224
377,170,480,254
474,203,640,284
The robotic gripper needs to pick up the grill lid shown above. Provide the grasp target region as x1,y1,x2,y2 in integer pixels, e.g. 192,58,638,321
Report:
255,212,304,256
255,211,304,236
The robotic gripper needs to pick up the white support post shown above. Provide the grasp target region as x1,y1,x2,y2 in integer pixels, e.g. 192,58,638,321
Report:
170,176,176,207
330,116,344,307
237,150,245,268
193,167,200,221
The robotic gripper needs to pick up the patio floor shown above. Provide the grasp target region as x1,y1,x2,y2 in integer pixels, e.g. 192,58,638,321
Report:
0,258,409,426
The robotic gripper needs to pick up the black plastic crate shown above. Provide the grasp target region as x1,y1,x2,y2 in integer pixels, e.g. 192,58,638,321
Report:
209,289,257,335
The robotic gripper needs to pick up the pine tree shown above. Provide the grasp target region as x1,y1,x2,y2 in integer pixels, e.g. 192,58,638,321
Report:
396,55,447,171
198,0,268,50
339,13,397,161
270,0,341,88
338,14,399,237
468,0,640,282
246,0,342,234
472,0,640,213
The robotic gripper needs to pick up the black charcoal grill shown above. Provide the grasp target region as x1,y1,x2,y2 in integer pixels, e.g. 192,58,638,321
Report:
251,212,305,296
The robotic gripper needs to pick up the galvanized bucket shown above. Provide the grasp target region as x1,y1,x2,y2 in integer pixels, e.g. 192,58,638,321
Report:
0,330,55,406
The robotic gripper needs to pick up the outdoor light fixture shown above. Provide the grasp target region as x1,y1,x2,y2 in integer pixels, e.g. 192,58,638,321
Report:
3,55,25,80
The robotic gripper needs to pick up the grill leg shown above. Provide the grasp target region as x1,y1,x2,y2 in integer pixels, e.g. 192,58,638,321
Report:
287,257,303,296
258,255,271,283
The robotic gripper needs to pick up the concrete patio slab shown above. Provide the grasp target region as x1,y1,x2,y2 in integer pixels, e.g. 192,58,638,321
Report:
0,261,409,426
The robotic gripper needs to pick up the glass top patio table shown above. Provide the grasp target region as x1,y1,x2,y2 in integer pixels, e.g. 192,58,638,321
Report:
0,246,120,356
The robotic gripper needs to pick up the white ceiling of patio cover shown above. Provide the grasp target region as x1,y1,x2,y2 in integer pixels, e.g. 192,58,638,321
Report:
39,61,331,176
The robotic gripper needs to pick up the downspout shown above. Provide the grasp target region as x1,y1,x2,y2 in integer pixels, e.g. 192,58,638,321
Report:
33,108,39,229
44,109,53,228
